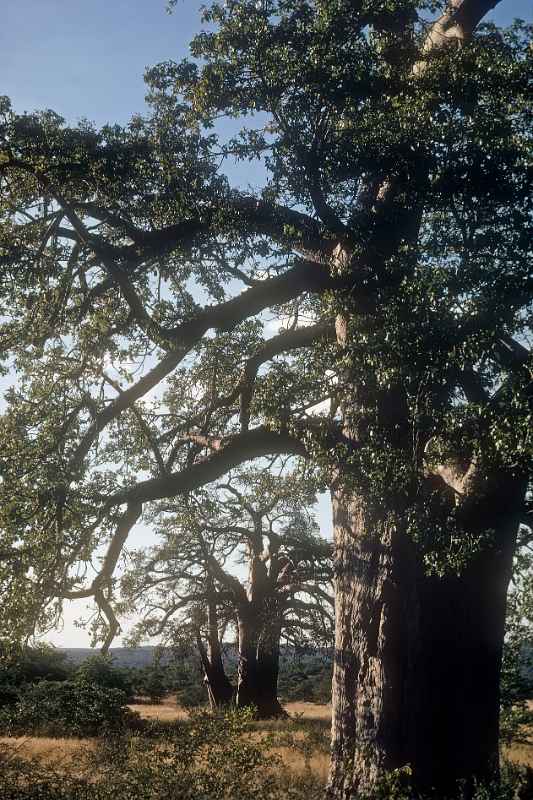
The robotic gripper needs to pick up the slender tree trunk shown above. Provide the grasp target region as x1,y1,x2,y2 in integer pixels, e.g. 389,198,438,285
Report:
196,598,234,709
327,479,525,799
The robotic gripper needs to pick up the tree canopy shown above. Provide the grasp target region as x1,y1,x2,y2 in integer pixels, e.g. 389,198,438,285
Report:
0,0,531,792
122,467,333,651
0,0,530,646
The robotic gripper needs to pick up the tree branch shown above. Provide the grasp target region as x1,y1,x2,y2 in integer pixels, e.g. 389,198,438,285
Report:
105,427,308,507
70,261,331,469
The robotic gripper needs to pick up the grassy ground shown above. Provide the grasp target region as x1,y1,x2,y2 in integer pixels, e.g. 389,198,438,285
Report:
0,699,331,785
1,697,531,786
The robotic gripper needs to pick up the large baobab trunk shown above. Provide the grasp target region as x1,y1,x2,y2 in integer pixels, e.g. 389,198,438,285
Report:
256,613,286,717
327,478,524,799
235,609,260,709
236,547,285,717
236,604,285,717
327,490,420,799
413,480,524,796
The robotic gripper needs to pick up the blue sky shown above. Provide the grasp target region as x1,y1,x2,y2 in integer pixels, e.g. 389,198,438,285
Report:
2,0,531,127
2,0,530,648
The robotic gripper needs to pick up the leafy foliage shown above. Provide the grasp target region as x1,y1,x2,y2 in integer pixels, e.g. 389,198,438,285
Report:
0,708,324,800
500,540,533,742
0,0,532,791
72,654,135,699
0,644,72,687
0,680,134,737
0,0,529,652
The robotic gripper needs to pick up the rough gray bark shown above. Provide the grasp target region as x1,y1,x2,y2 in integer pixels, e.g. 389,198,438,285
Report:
327,476,525,799
328,490,419,798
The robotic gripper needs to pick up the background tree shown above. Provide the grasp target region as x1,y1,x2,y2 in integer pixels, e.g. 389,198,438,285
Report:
0,0,531,795
0,643,72,688
121,467,334,716
72,653,136,700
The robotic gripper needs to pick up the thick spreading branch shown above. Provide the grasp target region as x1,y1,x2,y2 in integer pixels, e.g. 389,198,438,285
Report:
70,261,331,469
422,0,503,53
105,427,308,507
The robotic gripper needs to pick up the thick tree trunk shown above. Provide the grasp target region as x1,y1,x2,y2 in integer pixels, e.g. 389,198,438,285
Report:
327,481,524,799
327,490,420,799
236,611,261,708
196,635,234,708
413,484,523,796
236,607,285,717
256,614,286,717
204,662,234,709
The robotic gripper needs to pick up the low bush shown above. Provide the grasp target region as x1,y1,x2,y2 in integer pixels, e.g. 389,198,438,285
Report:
0,683,19,709
73,655,136,700
134,664,168,703
0,679,136,736
0,706,532,800
0,644,72,687
0,708,324,800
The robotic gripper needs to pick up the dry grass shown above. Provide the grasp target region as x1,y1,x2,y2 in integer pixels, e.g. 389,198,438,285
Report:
284,702,332,720
4,699,531,788
127,697,332,724
128,694,189,721
504,741,533,767
126,698,332,779
270,744,330,782
0,736,96,773
0,700,332,781
502,703,533,767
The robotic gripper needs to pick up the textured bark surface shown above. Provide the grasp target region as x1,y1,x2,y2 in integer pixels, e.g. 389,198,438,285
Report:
327,490,419,799
256,614,286,717
234,543,287,717
236,608,285,717
413,480,524,795
327,479,524,799
236,611,260,709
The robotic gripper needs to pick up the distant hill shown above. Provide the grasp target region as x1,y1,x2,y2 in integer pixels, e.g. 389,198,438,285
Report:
60,644,332,670
54,645,333,703
60,646,171,668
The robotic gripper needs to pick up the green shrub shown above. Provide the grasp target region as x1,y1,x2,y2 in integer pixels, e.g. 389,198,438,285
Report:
135,664,167,703
0,707,324,800
73,655,135,700
0,708,530,800
0,644,72,687
0,683,19,709
176,681,207,708
0,679,135,736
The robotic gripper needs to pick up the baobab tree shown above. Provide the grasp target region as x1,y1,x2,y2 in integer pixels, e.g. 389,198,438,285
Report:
0,0,531,795
121,468,333,717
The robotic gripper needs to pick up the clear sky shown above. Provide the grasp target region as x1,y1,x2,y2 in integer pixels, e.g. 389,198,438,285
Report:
2,0,530,127
2,0,530,647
